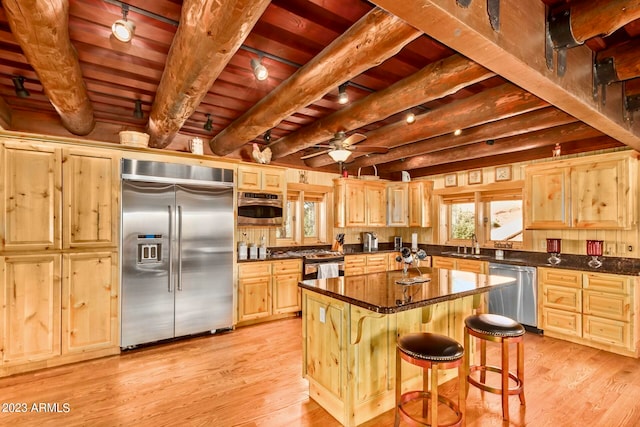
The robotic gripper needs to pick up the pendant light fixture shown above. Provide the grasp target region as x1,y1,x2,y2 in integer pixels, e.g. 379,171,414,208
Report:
133,99,143,118
203,114,213,131
11,76,29,98
338,83,349,104
328,149,352,163
251,56,268,81
112,4,135,43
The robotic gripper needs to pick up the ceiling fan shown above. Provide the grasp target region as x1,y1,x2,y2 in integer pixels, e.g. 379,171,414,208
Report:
300,131,388,163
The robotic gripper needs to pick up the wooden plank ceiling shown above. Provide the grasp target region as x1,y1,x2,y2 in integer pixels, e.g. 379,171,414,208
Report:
0,0,639,179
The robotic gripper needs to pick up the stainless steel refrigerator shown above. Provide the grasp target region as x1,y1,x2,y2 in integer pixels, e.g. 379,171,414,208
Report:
120,159,234,348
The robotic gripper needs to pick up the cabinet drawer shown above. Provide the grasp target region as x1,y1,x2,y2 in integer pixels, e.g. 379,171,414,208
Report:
542,284,581,312
345,266,366,277
238,262,272,278
583,273,631,294
456,259,486,274
366,254,387,273
583,315,630,349
583,290,630,321
432,256,456,269
539,268,581,288
345,255,367,268
542,308,582,337
272,259,301,275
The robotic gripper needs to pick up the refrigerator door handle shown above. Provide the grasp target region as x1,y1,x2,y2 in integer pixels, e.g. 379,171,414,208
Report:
168,205,173,293
177,205,183,291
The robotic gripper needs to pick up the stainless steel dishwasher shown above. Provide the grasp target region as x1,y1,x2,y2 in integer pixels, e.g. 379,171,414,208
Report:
488,263,541,333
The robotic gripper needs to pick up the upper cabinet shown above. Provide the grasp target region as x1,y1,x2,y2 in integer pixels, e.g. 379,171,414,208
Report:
387,182,408,227
0,141,62,251
524,151,637,229
62,148,120,249
334,179,387,227
408,180,433,228
237,165,285,193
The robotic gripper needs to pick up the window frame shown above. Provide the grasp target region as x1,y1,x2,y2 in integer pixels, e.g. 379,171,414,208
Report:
275,183,332,246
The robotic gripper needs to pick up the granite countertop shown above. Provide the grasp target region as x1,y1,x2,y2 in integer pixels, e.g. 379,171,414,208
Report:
298,267,515,314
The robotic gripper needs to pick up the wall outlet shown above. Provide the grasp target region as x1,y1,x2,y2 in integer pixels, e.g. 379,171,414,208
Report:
319,307,326,324
540,240,547,250
606,243,615,255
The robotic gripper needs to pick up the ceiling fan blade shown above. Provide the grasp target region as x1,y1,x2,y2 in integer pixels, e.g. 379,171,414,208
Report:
342,133,367,146
353,146,388,154
300,149,331,160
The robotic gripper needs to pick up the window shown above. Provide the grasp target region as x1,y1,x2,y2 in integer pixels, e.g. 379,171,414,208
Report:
276,184,331,245
450,202,476,240
482,191,523,244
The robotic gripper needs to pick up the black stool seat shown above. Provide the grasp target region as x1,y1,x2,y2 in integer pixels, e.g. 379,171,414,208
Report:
465,314,525,338
398,332,464,362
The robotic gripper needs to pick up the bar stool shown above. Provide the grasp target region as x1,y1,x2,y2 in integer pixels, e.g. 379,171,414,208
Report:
395,332,465,427
464,313,525,421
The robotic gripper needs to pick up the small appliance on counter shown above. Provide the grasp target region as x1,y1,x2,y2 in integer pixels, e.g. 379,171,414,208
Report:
362,232,378,252
394,236,402,251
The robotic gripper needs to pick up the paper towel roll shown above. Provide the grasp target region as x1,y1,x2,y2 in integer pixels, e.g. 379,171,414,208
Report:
411,233,418,250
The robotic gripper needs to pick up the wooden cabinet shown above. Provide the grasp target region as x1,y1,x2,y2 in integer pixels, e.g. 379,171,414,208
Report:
524,151,637,229
237,165,285,192
238,259,302,324
333,179,387,227
1,254,61,365
387,183,408,226
0,141,62,251
344,253,389,276
63,148,119,248
539,267,639,357
62,252,119,354
408,180,433,227
431,256,486,273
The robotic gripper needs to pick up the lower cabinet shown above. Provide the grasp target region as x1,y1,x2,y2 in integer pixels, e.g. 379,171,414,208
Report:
431,256,487,274
344,253,390,276
539,267,639,357
238,259,302,325
1,251,119,375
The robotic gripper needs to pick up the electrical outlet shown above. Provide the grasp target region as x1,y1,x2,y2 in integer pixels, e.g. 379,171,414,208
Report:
605,243,615,255
540,240,547,250
319,307,326,324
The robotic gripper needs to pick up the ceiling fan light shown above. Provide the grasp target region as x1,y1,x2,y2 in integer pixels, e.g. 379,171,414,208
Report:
251,58,268,81
112,19,135,42
328,149,352,163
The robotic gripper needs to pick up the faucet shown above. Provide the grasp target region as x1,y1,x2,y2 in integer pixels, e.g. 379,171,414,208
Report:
471,234,477,246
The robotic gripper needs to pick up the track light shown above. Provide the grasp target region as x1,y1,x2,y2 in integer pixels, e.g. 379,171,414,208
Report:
264,129,271,143
338,83,349,104
405,112,415,124
328,149,352,163
204,114,213,131
454,129,462,136
133,99,143,118
12,76,29,98
251,56,268,81
112,4,135,43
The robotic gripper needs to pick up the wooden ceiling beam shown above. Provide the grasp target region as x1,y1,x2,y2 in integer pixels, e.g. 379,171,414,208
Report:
269,54,494,159
147,0,270,148
596,38,640,83
210,7,422,156
308,83,547,168
0,97,12,129
370,0,640,151
376,122,603,174
3,0,95,135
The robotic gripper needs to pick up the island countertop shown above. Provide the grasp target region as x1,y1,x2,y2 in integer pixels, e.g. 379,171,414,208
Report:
298,267,515,314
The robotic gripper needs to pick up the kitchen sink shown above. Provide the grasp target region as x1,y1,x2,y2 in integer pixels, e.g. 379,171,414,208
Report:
440,251,491,260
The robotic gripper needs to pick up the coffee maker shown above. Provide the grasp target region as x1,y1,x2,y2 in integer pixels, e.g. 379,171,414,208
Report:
362,232,378,252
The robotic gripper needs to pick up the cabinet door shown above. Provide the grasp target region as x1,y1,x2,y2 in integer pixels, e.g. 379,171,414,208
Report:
262,169,285,193
366,183,387,226
456,259,486,274
571,158,630,228
408,181,433,227
524,166,570,229
238,276,271,321
0,142,61,251
431,256,456,270
237,166,262,191
63,149,119,248
62,252,118,353
583,315,630,348
365,254,387,273
1,254,61,364
345,181,366,226
386,183,408,226
542,307,582,337
273,273,301,314
344,255,367,276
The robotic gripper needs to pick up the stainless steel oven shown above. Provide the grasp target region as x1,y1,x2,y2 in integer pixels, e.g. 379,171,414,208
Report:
237,192,283,226
303,252,345,280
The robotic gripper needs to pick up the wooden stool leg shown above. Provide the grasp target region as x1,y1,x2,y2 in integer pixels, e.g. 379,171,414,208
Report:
518,339,525,406
464,328,471,398
502,339,509,421
395,347,401,427
480,338,487,384
423,366,429,418
458,362,466,425
431,363,439,426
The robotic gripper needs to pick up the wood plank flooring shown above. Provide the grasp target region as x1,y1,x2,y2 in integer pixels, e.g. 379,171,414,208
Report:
1,317,639,426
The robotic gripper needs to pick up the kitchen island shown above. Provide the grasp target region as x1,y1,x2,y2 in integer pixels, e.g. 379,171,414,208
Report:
298,268,515,427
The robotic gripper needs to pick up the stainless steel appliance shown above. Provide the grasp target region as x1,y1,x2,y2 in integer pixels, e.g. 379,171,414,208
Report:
302,250,345,280
488,263,540,332
363,232,378,252
237,192,283,226
120,159,234,348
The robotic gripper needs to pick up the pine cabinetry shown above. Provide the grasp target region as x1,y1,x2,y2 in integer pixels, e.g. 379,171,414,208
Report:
0,141,62,251
333,179,387,227
539,267,639,357
0,254,61,366
238,259,302,324
237,165,285,192
62,252,119,354
524,151,637,229
408,180,433,227
344,253,389,276
431,256,487,273
387,182,408,226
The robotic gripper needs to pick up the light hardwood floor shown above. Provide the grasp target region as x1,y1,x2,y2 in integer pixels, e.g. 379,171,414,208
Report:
1,317,639,426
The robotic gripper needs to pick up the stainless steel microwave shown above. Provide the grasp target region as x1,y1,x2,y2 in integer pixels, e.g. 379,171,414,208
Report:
237,192,283,226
